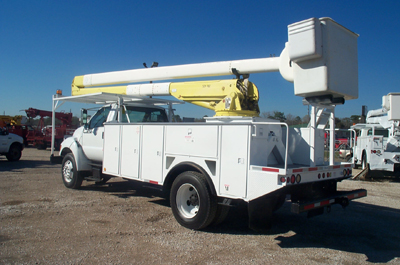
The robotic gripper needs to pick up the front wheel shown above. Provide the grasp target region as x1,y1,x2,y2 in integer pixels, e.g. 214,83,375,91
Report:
6,144,22,161
61,153,83,189
170,171,217,230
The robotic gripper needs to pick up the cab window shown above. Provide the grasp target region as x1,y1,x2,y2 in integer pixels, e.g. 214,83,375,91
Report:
122,106,168,123
375,129,389,137
88,106,111,129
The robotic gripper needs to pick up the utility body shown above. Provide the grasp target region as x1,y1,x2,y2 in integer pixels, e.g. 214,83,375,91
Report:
351,93,400,173
53,17,366,230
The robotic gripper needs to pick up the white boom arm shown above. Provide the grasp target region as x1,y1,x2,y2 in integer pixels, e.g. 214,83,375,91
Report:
80,57,281,88
367,93,400,128
73,17,359,103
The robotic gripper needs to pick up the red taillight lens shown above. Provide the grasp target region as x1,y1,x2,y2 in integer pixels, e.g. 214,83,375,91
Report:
291,175,296,184
322,173,325,178
318,173,321,179
347,169,351,176
280,177,286,183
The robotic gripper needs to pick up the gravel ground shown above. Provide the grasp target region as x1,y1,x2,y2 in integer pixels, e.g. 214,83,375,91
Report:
1,148,400,264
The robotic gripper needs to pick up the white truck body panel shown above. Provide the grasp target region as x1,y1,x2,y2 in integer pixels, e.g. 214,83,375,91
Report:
102,119,353,202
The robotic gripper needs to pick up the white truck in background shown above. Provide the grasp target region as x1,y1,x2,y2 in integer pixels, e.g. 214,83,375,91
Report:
51,17,366,231
351,93,400,174
0,127,24,161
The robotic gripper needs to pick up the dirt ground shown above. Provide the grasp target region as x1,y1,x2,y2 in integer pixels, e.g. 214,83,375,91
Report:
1,148,400,264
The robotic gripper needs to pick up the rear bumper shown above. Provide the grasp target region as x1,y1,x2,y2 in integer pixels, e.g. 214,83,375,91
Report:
291,189,367,214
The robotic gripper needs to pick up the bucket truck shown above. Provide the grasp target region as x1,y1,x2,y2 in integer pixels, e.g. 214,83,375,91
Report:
53,17,366,231
25,108,76,150
351,93,400,174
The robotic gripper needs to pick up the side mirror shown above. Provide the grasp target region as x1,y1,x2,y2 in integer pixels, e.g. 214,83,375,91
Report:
81,109,88,127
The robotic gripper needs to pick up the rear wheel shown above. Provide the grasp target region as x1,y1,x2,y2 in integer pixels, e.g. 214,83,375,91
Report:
61,153,83,189
170,171,217,230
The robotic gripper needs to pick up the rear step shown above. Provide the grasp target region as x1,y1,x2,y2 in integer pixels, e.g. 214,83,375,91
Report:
291,189,367,215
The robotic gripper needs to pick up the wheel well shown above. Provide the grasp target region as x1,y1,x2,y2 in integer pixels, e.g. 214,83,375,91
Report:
163,162,217,197
362,150,367,162
10,142,23,151
60,148,72,157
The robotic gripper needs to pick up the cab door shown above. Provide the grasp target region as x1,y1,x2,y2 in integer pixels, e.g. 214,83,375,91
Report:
81,106,113,162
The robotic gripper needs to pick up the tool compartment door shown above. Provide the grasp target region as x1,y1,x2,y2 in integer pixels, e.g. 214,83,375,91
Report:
120,125,141,179
219,125,249,198
103,124,121,175
141,125,164,183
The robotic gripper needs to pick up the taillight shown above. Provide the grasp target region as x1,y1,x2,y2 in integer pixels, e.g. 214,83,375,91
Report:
280,176,286,183
296,174,301,183
291,174,296,184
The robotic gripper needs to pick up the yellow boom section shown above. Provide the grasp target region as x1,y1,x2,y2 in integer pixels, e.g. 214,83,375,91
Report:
72,77,259,117
169,79,259,117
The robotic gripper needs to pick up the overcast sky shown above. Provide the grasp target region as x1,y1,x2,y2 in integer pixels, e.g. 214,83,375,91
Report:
1,0,399,119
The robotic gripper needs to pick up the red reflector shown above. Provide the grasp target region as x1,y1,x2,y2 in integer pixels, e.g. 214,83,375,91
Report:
262,167,279,173
333,165,341,169
309,167,318,171
293,168,303,173
291,175,295,184
304,204,315,210
149,180,158,185
280,177,286,183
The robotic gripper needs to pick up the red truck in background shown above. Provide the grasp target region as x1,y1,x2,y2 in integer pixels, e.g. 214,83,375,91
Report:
25,108,76,150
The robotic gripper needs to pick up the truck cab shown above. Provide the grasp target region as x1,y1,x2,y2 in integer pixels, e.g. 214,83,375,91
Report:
55,93,178,187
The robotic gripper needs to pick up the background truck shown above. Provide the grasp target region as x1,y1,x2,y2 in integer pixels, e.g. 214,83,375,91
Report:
0,115,29,145
52,17,366,231
351,93,400,174
25,107,76,150
0,127,24,161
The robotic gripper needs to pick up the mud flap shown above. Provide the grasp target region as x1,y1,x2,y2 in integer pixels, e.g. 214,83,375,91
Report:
247,194,279,232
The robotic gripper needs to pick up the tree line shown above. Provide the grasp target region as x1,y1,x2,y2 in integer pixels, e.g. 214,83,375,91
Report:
261,111,361,129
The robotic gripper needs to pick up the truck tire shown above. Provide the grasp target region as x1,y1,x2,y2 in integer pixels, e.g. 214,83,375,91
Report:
170,171,217,230
6,144,22,161
212,204,230,226
61,153,83,189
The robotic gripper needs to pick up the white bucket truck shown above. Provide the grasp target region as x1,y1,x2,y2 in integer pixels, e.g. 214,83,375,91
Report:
351,93,400,174
52,18,366,230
